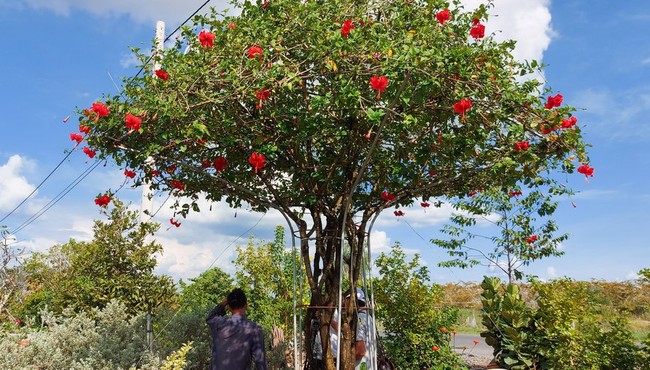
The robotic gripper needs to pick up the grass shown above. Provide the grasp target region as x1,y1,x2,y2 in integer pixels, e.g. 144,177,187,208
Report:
630,318,650,342
454,308,485,334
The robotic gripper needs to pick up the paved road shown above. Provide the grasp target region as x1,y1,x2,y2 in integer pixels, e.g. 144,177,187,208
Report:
451,333,493,359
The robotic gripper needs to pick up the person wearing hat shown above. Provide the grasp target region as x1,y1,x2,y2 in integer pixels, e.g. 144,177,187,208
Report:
206,288,268,370
330,288,375,370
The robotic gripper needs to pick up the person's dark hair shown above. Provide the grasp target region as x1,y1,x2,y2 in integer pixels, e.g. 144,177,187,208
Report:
227,288,247,309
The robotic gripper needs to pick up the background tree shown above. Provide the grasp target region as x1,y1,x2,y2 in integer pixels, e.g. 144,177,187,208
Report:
78,0,590,366
433,186,568,283
234,226,306,335
0,227,21,323
374,243,463,369
177,266,234,311
15,201,174,318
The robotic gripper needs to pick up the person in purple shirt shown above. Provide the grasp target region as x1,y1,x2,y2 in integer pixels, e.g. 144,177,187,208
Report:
206,288,268,370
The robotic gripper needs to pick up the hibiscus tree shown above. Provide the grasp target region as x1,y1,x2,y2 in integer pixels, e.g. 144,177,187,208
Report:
79,0,589,368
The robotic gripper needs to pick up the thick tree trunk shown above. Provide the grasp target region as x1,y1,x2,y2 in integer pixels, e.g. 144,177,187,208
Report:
296,207,371,370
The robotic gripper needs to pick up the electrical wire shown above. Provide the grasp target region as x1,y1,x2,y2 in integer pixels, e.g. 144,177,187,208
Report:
10,160,102,235
0,149,76,225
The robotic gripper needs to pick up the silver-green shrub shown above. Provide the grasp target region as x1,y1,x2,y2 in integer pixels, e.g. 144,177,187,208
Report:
0,300,183,369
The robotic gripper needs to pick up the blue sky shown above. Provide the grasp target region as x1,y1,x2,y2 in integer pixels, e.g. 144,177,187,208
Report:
1,0,648,283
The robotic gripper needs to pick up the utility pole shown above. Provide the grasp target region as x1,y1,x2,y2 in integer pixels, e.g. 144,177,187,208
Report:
144,20,165,351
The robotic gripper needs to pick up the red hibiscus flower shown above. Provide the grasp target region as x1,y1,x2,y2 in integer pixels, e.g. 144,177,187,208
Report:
453,98,472,118
341,19,355,37
470,19,485,39
561,116,578,129
440,327,448,333
155,69,169,81
91,102,109,117
228,22,236,29
125,113,142,131
369,75,389,99
381,191,396,202
94,194,111,207
79,124,91,134
213,156,228,171
151,170,161,177
83,147,96,158
255,87,271,100
468,190,478,197
394,210,405,217
169,218,182,227
170,179,185,191
514,141,530,152
421,202,430,208
436,9,451,25
201,159,211,169
255,87,271,109
166,165,177,174
526,235,538,244
124,169,136,178
577,164,594,177
247,45,263,59
70,133,83,144
544,94,563,109
198,30,216,48
509,190,522,197
249,152,266,173
432,345,439,352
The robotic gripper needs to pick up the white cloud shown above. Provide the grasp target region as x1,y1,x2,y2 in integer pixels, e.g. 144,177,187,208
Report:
546,265,557,278
461,0,554,62
368,230,390,255
373,199,456,229
154,235,239,281
0,155,37,213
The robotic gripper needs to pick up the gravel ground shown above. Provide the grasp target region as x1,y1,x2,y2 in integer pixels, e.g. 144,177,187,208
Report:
459,353,494,369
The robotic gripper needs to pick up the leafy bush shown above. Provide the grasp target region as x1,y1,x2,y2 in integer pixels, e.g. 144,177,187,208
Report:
153,306,212,370
481,276,648,369
375,244,464,369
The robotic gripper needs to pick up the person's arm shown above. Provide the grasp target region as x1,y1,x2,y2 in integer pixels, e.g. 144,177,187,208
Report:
252,326,268,370
355,311,369,360
355,340,367,360
206,299,228,321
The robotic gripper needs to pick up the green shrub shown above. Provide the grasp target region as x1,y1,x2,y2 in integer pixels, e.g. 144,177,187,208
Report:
480,276,648,369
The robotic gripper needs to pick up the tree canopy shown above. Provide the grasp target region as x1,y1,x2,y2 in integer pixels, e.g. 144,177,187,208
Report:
73,0,590,367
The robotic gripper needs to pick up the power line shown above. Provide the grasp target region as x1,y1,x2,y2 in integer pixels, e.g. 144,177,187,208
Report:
10,160,102,235
0,148,76,225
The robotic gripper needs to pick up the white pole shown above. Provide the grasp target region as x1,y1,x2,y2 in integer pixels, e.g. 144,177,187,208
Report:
145,20,165,350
